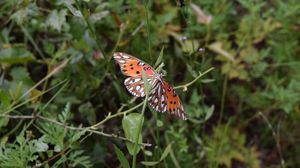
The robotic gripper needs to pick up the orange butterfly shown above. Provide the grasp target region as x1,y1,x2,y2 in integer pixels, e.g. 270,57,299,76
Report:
113,52,187,120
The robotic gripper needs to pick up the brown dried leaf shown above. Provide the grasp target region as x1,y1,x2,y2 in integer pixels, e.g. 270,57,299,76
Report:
190,3,212,24
208,42,234,61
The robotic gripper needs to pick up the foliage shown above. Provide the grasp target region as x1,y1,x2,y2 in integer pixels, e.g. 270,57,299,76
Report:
0,0,300,167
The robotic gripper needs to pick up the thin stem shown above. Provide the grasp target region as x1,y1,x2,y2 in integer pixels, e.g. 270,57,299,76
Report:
89,101,143,129
0,114,151,147
132,70,150,168
258,112,285,168
145,0,152,62
132,97,148,168
174,67,214,90
218,74,228,125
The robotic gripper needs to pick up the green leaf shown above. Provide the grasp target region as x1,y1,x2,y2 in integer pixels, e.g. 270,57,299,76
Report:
35,136,49,152
141,144,172,166
156,119,163,127
141,161,160,166
10,67,32,84
154,47,164,68
54,144,62,152
0,90,11,110
58,102,71,123
159,143,172,161
122,113,144,155
201,79,216,83
143,150,153,156
64,2,83,18
46,9,67,32
113,144,130,168
204,105,214,121
0,46,34,63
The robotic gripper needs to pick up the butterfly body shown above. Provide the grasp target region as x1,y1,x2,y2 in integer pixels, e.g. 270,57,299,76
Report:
113,52,187,120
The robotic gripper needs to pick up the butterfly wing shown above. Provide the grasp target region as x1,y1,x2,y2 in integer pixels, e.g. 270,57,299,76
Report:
148,80,168,113
164,80,187,120
148,80,187,120
113,52,155,77
124,76,151,97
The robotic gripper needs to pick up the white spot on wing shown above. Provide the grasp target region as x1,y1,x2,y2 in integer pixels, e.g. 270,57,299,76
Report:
125,78,130,84
118,60,126,63
134,78,141,82
113,56,121,59
122,55,130,58
136,86,141,90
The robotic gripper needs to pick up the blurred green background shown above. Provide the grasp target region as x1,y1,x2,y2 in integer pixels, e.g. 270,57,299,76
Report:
0,0,300,167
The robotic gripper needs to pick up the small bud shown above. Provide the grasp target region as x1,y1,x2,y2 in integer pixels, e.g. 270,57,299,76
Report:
198,48,204,52
180,36,188,41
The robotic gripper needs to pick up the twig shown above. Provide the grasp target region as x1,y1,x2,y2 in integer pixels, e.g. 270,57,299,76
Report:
174,67,214,90
0,114,152,147
131,21,144,36
89,101,143,129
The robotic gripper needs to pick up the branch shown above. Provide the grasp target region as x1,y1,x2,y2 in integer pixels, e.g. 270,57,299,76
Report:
0,114,151,147
89,101,143,129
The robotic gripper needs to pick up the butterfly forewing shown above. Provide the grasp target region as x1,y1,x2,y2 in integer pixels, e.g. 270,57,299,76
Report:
113,52,155,77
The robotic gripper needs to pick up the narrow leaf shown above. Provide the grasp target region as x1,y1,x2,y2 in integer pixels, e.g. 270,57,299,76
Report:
201,79,216,83
159,143,172,161
113,144,130,168
141,144,172,166
141,161,160,166
154,47,164,68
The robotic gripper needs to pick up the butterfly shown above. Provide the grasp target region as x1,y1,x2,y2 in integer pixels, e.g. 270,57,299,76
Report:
113,52,187,120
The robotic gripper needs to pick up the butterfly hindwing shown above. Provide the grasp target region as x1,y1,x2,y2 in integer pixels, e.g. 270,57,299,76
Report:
163,80,187,120
113,52,155,77
124,77,147,97
148,80,167,113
